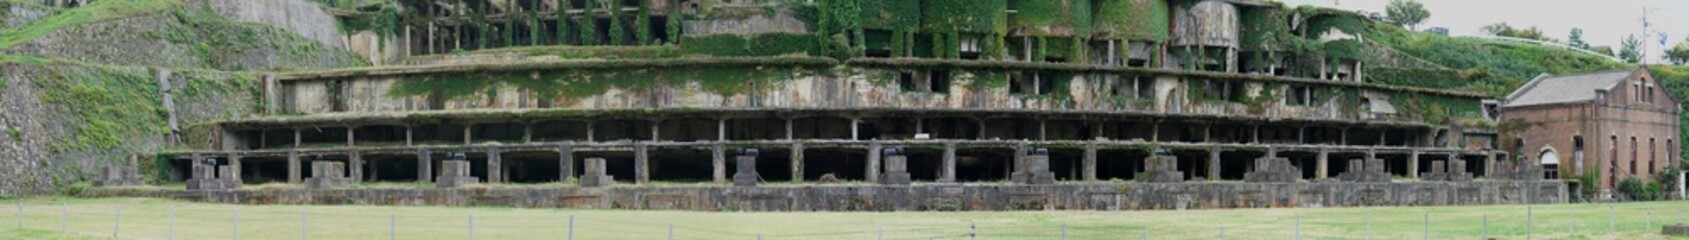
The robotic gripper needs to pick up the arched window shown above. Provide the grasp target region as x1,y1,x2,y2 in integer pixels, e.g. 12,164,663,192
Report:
1573,136,1584,173
1610,136,1618,188
1630,137,1638,176
1539,149,1560,179
1649,138,1656,175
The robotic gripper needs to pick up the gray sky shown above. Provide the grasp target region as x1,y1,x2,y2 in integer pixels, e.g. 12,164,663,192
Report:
1283,0,1689,63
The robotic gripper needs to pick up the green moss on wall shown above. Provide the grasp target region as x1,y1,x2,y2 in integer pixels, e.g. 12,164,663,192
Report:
1092,0,1168,41
385,65,825,101
1009,0,1091,36
680,33,840,58
920,0,1006,34
858,0,919,31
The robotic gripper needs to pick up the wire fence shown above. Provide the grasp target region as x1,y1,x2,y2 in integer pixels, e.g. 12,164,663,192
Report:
6,198,1688,240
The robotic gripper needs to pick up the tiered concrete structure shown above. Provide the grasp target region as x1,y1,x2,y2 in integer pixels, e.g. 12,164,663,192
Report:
141,0,1568,210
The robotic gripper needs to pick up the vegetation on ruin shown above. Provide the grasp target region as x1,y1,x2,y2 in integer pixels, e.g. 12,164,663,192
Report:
0,0,182,50
385,59,830,101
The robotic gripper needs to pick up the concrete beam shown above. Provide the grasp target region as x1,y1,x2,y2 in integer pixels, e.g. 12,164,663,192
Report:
635,143,649,184
866,143,882,183
418,149,433,183
288,151,301,184
1208,148,1221,181
559,145,574,183
349,151,364,183
1316,149,1329,180
1408,150,1420,179
790,143,805,182
712,144,726,184
1083,144,1098,181
941,143,957,182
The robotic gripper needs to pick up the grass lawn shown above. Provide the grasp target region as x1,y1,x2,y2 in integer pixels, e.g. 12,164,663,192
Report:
0,197,1684,239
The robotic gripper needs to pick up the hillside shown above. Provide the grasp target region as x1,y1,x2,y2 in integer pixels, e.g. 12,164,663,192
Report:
1364,22,1688,166
0,0,365,196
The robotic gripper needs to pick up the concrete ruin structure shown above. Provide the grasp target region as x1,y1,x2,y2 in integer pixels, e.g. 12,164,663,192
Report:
1500,67,1682,198
138,0,1571,210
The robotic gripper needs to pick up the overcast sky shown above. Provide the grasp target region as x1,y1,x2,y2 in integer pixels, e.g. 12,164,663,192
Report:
1283,0,1689,63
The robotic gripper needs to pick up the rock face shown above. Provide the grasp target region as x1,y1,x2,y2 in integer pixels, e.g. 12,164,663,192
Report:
2,3,56,30
203,0,345,48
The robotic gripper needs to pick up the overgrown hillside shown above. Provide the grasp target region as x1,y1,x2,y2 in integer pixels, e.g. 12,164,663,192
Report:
1366,23,1688,166
0,0,365,196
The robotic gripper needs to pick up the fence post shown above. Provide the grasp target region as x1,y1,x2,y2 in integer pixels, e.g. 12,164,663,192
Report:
969,220,977,240
1481,215,1487,240
15,200,20,230
1610,205,1615,233
234,207,239,240
567,215,574,240
1219,224,1225,240
1570,207,1576,234
877,227,882,240
1295,213,1301,240
1060,223,1066,240
1648,212,1653,231
667,223,673,240
301,210,308,240
468,213,475,240
390,214,396,240
60,203,65,235
113,205,121,239
1527,205,1533,240
169,206,176,240
1423,211,1429,240
1366,212,1373,240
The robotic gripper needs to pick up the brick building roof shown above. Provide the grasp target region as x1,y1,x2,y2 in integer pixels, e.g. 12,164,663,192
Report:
1502,69,1638,108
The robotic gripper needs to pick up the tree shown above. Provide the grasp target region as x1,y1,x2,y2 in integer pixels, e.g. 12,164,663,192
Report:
1481,23,1552,42
1385,0,1430,30
1621,34,1643,63
1568,28,1590,49
1666,38,1689,65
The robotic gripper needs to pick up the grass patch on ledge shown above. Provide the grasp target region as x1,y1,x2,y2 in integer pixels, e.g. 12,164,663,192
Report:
0,0,183,50
403,45,684,62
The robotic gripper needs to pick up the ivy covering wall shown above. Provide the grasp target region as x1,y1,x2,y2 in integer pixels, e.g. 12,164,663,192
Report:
1009,0,1092,37
1091,0,1168,42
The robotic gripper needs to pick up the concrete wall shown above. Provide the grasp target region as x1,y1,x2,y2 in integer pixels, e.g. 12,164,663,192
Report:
85,181,1567,211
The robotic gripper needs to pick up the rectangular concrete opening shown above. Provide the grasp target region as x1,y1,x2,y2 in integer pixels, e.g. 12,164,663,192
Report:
354,125,408,146
506,151,561,183
659,119,718,142
577,151,634,184
1219,151,1265,181
472,123,526,143
1097,149,1149,181
903,148,942,182
298,127,349,147
1044,120,1091,140
259,128,293,149
793,117,853,140
1172,149,1210,181
650,149,713,182
412,124,467,145
922,118,979,139
533,120,590,141
955,148,1013,182
165,158,194,182
1379,153,1410,177
363,154,419,182
1049,148,1083,181
754,148,795,182
981,119,1037,140
1281,151,1318,180
594,119,652,141
727,118,784,140
1098,120,1154,141
300,154,350,179
802,148,867,181
239,157,289,184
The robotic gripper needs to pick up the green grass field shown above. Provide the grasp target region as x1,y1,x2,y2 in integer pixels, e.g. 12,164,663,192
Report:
0,197,1684,239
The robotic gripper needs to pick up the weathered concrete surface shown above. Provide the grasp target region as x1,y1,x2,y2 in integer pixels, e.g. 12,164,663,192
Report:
203,0,345,48
84,181,1567,211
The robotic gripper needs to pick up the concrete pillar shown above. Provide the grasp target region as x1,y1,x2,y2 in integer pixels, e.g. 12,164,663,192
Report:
717,119,727,141
463,124,474,145
293,128,302,147
287,151,301,184
941,143,957,182
1083,144,1098,181
651,120,660,141
1038,119,1048,140
1485,152,1497,177
712,144,726,184
1151,121,1161,142
790,143,805,181
1316,149,1330,180
487,148,502,183
1252,125,1260,143
866,143,882,183
347,127,356,147
785,118,794,140
418,149,433,183
523,124,534,143
1207,148,1221,181
587,122,596,142
559,145,575,183
405,126,414,146
1408,150,1421,178
349,151,363,183
229,154,244,184
635,143,649,184
851,118,862,140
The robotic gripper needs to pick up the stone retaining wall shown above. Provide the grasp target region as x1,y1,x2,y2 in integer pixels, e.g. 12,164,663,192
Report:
84,181,1566,211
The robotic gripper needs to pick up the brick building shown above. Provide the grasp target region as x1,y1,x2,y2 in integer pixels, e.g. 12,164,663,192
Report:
1500,67,1681,196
